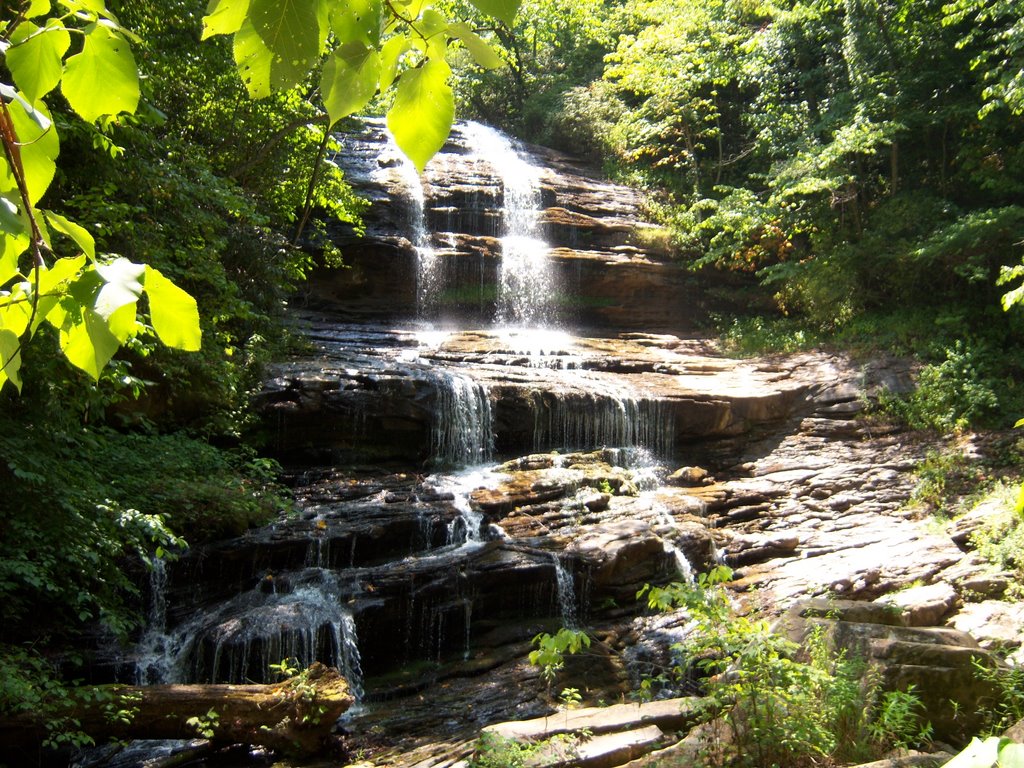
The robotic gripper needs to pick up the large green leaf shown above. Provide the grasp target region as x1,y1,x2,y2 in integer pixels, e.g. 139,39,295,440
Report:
60,307,119,380
465,0,521,25
61,23,139,122
202,0,251,39
387,57,454,172
233,19,273,98
0,327,23,392
448,22,504,69
94,257,145,320
7,20,72,104
379,35,410,92
330,0,383,46
43,211,95,259
25,0,52,18
7,100,58,207
321,42,381,126
143,266,201,351
0,196,30,284
249,0,322,90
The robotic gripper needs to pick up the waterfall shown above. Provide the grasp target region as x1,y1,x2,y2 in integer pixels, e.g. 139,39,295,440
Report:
135,570,364,701
551,554,578,629
533,386,675,457
134,557,169,685
431,370,493,466
462,121,554,327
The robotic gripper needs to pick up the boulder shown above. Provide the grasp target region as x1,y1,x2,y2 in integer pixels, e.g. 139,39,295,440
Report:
873,582,958,627
568,521,674,598
776,598,1003,742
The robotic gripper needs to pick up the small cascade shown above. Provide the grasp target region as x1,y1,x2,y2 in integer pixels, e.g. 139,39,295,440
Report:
551,554,578,629
462,122,554,327
431,371,493,466
533,387,675,457
134,557,169,685
136,570,364,699
374,128,441,315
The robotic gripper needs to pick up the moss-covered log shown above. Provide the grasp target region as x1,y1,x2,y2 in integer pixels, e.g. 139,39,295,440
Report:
1,663,351,761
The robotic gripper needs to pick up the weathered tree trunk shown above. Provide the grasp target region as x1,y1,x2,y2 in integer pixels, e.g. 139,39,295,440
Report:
1,663,351,761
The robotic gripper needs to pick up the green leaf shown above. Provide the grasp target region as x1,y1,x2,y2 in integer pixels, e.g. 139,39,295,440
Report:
7,99,59,207
61,24,139,122
233,19,273,99
418,9,449,59
378,35,410,92
465,0,521,25
25,0,53,18
60,307,119,380
0,327,23,392
202,0,251,40
143,266,201,351
105,301,138,343
0,197,30,282
330,0,383,46
448,22,503,69
7,20,72,104
43,211,95,259
249,0,322,90
94,257,145,320
387,57,454,173
321,42,381,126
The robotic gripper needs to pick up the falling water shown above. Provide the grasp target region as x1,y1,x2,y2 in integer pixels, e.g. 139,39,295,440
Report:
533,388,675,457
551,554,578,629
134,557,169,685
378,129,441,315
431,370,493,466
134,570,365,702
462,122,554,327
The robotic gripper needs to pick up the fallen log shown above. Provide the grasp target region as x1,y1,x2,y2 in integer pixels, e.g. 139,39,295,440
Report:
1,662,351,761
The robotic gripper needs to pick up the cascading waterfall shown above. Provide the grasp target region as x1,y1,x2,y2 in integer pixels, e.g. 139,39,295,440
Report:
533,386,675,457
134,570,365,702
378,129,441,316
462,121,554,327
134,557,169,685
551,554,578,629
431,370,493,466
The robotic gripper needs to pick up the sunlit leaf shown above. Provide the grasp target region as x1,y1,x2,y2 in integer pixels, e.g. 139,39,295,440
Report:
8,98,59,206
25,0,52,18
465,0,521,25
43,211,95,259
448,22,503,69
0,327,23,392
379,35,410,92
94,257,145,320
387,57,454,172
233,19,273,99
62,24,139,122
7,20,72,104
330,0,383,46
105,301,138,343
202,0,251,39
321,42,380,126
0,196,30,282
249,0,322,90
60,307,120,380
143,266,201,351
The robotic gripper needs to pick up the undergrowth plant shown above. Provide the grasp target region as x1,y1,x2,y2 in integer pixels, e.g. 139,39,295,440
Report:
638,568,932,767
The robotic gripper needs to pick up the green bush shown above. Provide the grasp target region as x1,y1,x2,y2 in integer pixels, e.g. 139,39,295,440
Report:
638,569,932,767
